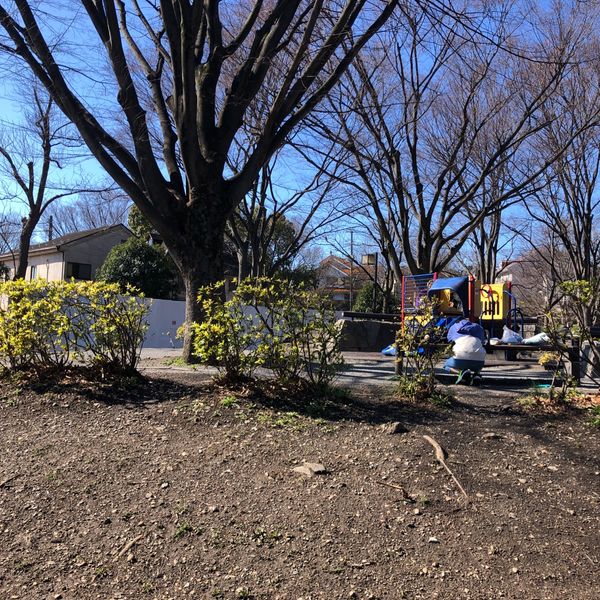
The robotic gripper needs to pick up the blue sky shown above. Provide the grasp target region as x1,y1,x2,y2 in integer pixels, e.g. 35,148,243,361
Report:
0,0,569,270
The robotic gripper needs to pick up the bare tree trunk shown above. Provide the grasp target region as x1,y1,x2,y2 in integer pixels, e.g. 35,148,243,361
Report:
178,250,224,362
237,249,250,283
14,217,36,279
168,190,227,363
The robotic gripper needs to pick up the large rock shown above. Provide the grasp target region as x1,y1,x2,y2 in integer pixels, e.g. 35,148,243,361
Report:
292,462,328,477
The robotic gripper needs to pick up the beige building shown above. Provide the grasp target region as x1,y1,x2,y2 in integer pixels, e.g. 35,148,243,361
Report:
317,255,376,309
0,224,132,281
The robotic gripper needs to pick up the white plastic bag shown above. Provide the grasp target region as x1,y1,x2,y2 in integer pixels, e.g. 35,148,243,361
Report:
501,325,523,344
523,332,550,345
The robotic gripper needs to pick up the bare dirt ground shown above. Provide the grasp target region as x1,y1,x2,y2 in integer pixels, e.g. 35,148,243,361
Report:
0,369,599,600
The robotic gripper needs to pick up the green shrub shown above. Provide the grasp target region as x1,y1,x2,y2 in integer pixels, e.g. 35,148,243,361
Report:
0,279,70,370
67,282,150,373
191,282,262,381
97,236,179,299
395,297,449,401
191,278,344,388
238,278,343,387
352,282,398,313
0,280,149,376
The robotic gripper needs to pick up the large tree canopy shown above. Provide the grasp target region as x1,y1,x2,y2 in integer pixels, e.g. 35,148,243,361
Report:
0,0,397,359
303,3,600,281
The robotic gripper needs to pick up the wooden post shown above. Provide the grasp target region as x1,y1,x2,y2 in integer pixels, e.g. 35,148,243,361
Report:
566,339,581,385
395,353,403,376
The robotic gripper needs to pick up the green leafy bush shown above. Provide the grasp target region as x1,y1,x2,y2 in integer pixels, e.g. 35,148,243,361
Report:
97,236,179,299
191,282,262,381
352,282,398,313
0,279,71,370
395,297,449,401
558,279,600,385
0,280,149,376
191,278,343,388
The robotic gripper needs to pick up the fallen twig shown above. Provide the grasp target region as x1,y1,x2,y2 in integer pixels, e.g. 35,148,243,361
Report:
115,534,144,560
583,552,596,567
423,435,470,504
0,474,20,489
376,480,414,501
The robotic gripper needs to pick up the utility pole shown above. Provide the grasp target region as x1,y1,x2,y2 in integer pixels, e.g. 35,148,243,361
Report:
349,230,354,310
372,252,378,312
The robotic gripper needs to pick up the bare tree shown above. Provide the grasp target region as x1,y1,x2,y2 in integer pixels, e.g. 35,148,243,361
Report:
226,147,343,282
304,4,598,287
323,214,399,312
519,82,600,327
0,88,100,278
458,163,525,282
0,209,19,277
0,210,18,251
497,237,570,317
0,0,397,359
41,188,130,238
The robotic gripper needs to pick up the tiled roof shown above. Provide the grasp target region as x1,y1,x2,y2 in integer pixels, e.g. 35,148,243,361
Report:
0,224,131,260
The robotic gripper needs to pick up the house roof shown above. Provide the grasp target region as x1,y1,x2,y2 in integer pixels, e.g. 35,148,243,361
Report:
0,224,132,261
318,255,375,280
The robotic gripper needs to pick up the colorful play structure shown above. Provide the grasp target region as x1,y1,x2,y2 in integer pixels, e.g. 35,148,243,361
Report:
344,271,584,383
400,273,523,340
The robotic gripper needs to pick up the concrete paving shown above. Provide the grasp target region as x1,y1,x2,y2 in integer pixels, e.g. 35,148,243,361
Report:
139,348,574,388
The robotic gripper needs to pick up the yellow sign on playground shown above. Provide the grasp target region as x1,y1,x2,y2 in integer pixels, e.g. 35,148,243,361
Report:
480,282,512,320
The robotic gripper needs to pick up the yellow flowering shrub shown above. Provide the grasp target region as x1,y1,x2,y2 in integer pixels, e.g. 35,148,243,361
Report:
191,278,343,387
0,280,149,375
191,282,263,381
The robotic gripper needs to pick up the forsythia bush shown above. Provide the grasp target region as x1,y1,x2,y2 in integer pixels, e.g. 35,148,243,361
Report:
0,280,149,375
192,283,262,381
191,278,344,387
395,297,449,401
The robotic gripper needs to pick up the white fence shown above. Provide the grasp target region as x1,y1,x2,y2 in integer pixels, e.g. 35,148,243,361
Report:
141,298,343,349
143,298,186,349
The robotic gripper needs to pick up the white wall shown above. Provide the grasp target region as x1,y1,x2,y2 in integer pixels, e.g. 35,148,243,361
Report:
141,300,267,349
143,297,186,348
141,299,344,350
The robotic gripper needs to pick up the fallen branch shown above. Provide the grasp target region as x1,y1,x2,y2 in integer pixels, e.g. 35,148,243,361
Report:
0,474,20,488
376,480,414,501
115,534,144,560
581,551,595,566
423,435,470,504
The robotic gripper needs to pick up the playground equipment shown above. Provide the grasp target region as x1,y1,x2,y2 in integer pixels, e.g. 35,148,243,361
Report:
479,282,524,338
401,273,479,324
395,273,586,383
400,273,523,340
